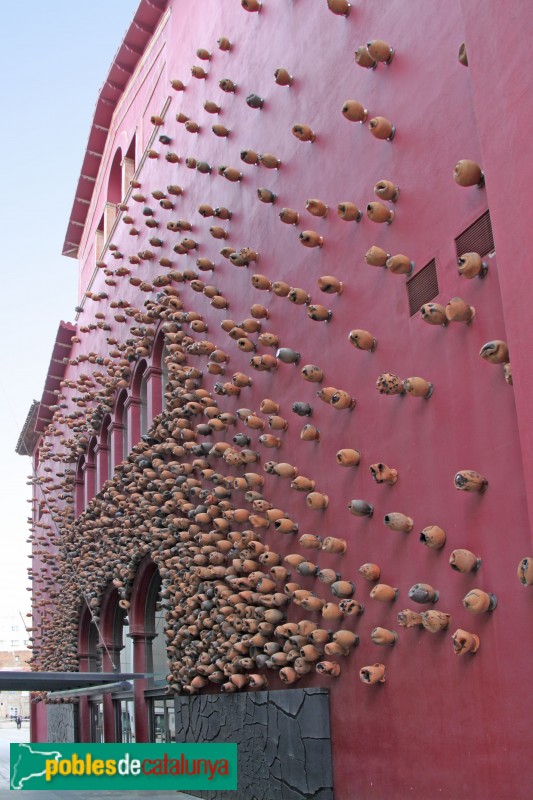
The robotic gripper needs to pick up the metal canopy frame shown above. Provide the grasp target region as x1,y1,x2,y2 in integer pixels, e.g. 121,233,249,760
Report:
0,671,143,692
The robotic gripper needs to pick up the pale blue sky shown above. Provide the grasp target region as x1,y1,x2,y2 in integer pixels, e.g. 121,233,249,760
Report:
0,0,140,615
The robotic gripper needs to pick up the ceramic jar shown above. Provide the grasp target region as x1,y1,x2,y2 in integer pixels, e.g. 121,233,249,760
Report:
452,629,480,655
384,512,413,532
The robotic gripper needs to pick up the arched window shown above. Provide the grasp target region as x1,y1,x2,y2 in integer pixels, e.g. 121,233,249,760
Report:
75,455,85,517
131,359,148,445
85,437,97,504
122,134,136,198
113,390,128,465
97,415,112,490
104,148,122,242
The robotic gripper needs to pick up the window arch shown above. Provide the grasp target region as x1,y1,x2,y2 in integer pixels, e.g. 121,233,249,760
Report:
113,390,128,465
131,359,148,441
85,437,97,504
75,455,85,517
107,148,123,205
151,329,167,415
122,134,136,198
97,415,112,490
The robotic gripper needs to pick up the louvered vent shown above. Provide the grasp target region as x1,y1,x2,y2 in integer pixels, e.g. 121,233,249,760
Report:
455,210,494,258
407,259,439,316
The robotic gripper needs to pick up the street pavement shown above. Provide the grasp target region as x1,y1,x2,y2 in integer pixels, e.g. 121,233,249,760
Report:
0,721,199,799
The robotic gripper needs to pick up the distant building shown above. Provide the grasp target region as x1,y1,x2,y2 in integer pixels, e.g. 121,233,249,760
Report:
0,614,30,719
16,0,533,798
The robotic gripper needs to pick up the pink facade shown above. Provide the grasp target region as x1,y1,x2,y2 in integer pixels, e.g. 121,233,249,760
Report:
20,1,533,798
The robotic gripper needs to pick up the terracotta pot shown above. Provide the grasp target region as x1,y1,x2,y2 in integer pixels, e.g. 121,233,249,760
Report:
397,609,423,628
322,536,347,554
384,512,413,533
408,583,439,604
306,199,328,217
403,377,434,399
359,664,386,684
369,463,398,484
479,340,509,365
300,534,323,550
259,153,281,169
299,230,324,248
301,364,324,382
249,674,268,688
300,595,326,612
358,563,381,582
452,629,480,656
453,159,484,187
296,560,318,577
336,448,361,466
386,254,414,275
341,100,367,123
367,40,394,64
371,627,398,646
449,548,481,573
269,415,289,430
457,251,488,279
260,398,279,414
327,0,351,15
212,124,230,138
517,556,533,586
330,390,355,410
355,46,377,69
331,580,355,599
318,568,340,585
257,187,277,203
301,424,320,441
271,281,291,297
365,245,390,266
369,116,395,140
463,589,497,614
419,525,446,549
288,287,310,305
376,373,405,395
279,207,299,225
309,629,333,646
420,302,448,326
348,499,374,517
308,304,333,322
316,660,342,676
293,124,316,143
246,93,264,109
367,201,394,224
221,167,242,182
374,179,399,201
337,202,362,221
274,68,293,86
258,433,281,448
321,602,344,621
370,584,398,602
421,611,451,633
190,65,207,80
279,667,300,684
454,470,488,493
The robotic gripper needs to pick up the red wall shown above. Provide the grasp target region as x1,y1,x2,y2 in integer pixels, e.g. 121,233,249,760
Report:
35,1,533,797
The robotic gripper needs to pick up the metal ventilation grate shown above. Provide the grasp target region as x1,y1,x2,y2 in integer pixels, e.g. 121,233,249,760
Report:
407,259,439,316
455,210,494,258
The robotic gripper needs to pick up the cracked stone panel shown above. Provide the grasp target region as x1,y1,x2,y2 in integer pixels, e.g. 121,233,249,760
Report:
174,688,333,800
47,704,78,743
